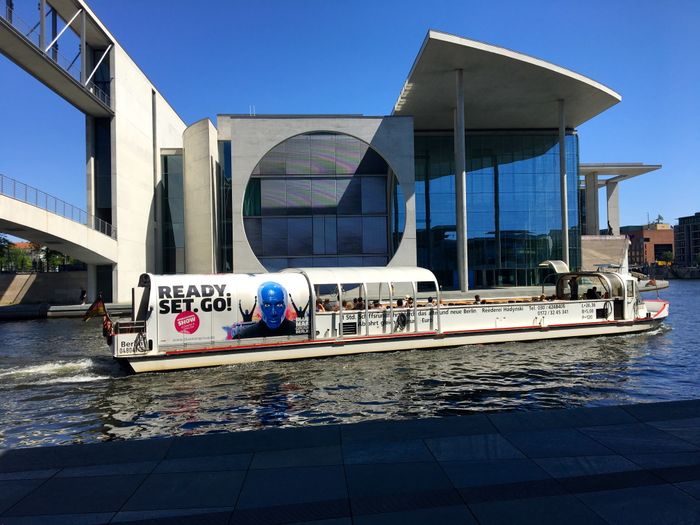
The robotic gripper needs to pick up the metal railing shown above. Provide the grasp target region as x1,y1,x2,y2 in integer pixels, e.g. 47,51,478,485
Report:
1,4,111,108
0,173,117,239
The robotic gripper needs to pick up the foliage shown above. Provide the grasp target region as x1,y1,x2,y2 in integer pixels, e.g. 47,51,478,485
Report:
658,251,674,263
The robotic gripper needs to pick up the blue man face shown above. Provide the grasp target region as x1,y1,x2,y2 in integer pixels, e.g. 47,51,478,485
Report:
258,282,287,329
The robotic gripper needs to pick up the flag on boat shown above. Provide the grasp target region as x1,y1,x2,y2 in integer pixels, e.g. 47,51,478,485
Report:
83,294,107,322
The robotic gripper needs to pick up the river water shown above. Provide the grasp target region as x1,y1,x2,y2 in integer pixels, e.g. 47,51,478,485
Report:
0,281,697,449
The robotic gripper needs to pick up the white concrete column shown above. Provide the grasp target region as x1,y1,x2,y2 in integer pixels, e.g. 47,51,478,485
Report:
606,181,620,235
584,172,599,235
454,69,468,291
183,119,219,273
558,99,569,266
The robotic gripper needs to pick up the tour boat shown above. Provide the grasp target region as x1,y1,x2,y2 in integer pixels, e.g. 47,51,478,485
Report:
105,264,669,373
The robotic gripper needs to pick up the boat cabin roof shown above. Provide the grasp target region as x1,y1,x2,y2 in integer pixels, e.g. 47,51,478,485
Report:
284,266,439,286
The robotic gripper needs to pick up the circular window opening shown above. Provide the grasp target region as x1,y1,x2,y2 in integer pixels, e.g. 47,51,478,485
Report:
242,132,405,271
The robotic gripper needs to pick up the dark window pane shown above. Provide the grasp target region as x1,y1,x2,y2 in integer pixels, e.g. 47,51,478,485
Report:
363,217,387,254
337,177,362,215
311,178,336,214
338,217,362,254
244,218,262,254
262,218,287,256
288,218,312,256
362,177,387,214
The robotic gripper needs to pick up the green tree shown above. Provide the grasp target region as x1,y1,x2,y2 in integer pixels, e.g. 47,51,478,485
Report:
658,251,674,264
0,234,11,270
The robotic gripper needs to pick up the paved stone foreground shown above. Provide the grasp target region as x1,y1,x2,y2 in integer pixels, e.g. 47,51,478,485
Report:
1,400,700,524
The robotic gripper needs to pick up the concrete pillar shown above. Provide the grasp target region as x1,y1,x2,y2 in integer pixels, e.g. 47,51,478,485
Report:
558,99,569,266
584,172,599,235
79,9,87,84
606,181,620,235
87,263,97,302
183,119,219,273
454,69,468,291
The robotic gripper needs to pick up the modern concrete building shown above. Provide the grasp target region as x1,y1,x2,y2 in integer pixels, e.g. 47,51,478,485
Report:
1,4,663,301
674,212,700,267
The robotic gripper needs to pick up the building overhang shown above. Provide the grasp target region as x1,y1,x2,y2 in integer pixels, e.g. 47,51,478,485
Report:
392,30,621,131
580,163,662,187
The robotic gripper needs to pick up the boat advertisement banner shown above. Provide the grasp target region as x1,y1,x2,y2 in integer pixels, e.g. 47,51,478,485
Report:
151,273,311,347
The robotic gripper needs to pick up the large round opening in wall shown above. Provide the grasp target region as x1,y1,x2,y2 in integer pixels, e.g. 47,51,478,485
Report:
242,132,406,271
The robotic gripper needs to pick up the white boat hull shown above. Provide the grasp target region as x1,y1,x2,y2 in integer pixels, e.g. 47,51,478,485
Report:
125,316,665,373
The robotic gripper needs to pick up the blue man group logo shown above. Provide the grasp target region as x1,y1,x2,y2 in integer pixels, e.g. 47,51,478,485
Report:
223,281,308,339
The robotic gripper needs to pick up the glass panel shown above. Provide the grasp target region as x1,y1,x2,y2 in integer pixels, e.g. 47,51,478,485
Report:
338,217,362,254
362,177,387,214
262,218,287,256
261,179,286,216
311,178,336,214
363,217,387,254
337,177,361,215
244,218,262,255
288,218,313,256
286,179,312,215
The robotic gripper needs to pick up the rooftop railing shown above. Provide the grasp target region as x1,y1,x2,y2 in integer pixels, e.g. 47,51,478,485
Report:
0,173,117,239
1,4,111,108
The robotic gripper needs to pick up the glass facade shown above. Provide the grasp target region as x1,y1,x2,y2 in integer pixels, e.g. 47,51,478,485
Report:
415,132,580,289
218,141,233,271
161,153,184,274
243,132,404,271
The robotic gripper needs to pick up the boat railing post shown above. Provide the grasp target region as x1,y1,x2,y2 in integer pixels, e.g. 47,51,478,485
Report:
436,280,442,333
389,282,394,334
337,282,343,340
362,282,369,336
412,281,418,332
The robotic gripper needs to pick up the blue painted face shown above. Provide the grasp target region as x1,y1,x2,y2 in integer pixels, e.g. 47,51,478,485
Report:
258,282,287,329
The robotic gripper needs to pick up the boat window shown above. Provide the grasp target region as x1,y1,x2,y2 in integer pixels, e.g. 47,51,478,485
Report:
391,281,414,309
626,281,635,299
340,283,363,311
609,277,624,298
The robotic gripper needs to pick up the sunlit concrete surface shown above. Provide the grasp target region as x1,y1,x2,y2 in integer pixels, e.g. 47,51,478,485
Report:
1,400,699,524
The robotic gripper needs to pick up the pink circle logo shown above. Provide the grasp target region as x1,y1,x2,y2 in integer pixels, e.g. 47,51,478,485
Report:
175,311,200,334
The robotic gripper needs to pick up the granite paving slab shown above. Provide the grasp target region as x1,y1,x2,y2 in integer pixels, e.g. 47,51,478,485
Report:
577,484,700,524
621,399,700,422
3,474,146,516
469,494,608,525
236,465,347,509
578,422,700,454
0,513,115,524
154,453,251,473
0,478,47,514
122,471,245,511
425,433,525,461
647,416,700,446
488,405,637,433
352,505,477,524
342,439,433,464
439,458,551,488
502,428,614,458
534,454,642,478
250,445,342,469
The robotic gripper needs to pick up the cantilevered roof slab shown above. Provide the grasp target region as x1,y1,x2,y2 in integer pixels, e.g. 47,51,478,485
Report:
580,163,662,186
393,31,621,130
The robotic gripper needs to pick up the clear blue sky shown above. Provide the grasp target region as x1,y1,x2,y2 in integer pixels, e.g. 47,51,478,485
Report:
1,0,698,227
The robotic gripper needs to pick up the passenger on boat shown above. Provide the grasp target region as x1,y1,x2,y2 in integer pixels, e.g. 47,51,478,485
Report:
570,277,579,300
315,299,325,312
424,297,435,307
474,294,482,304
585,287,599,300
396,298,404,308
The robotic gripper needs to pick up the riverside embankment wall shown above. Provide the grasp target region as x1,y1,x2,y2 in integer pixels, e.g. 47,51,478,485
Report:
0,272,86,305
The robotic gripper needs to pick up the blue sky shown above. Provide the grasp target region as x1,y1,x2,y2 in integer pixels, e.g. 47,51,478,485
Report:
1,0,698,227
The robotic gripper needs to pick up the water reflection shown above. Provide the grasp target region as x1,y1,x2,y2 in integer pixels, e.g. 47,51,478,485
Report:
0,281,697,448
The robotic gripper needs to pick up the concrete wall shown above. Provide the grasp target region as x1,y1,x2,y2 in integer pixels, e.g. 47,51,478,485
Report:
183,119,219,273
0,272,87,305
217,116,416,273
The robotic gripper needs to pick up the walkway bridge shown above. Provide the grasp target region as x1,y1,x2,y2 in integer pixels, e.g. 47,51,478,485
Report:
0,174,117,264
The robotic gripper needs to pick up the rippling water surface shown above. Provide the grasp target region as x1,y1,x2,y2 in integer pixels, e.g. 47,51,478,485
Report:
0,281,697,448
